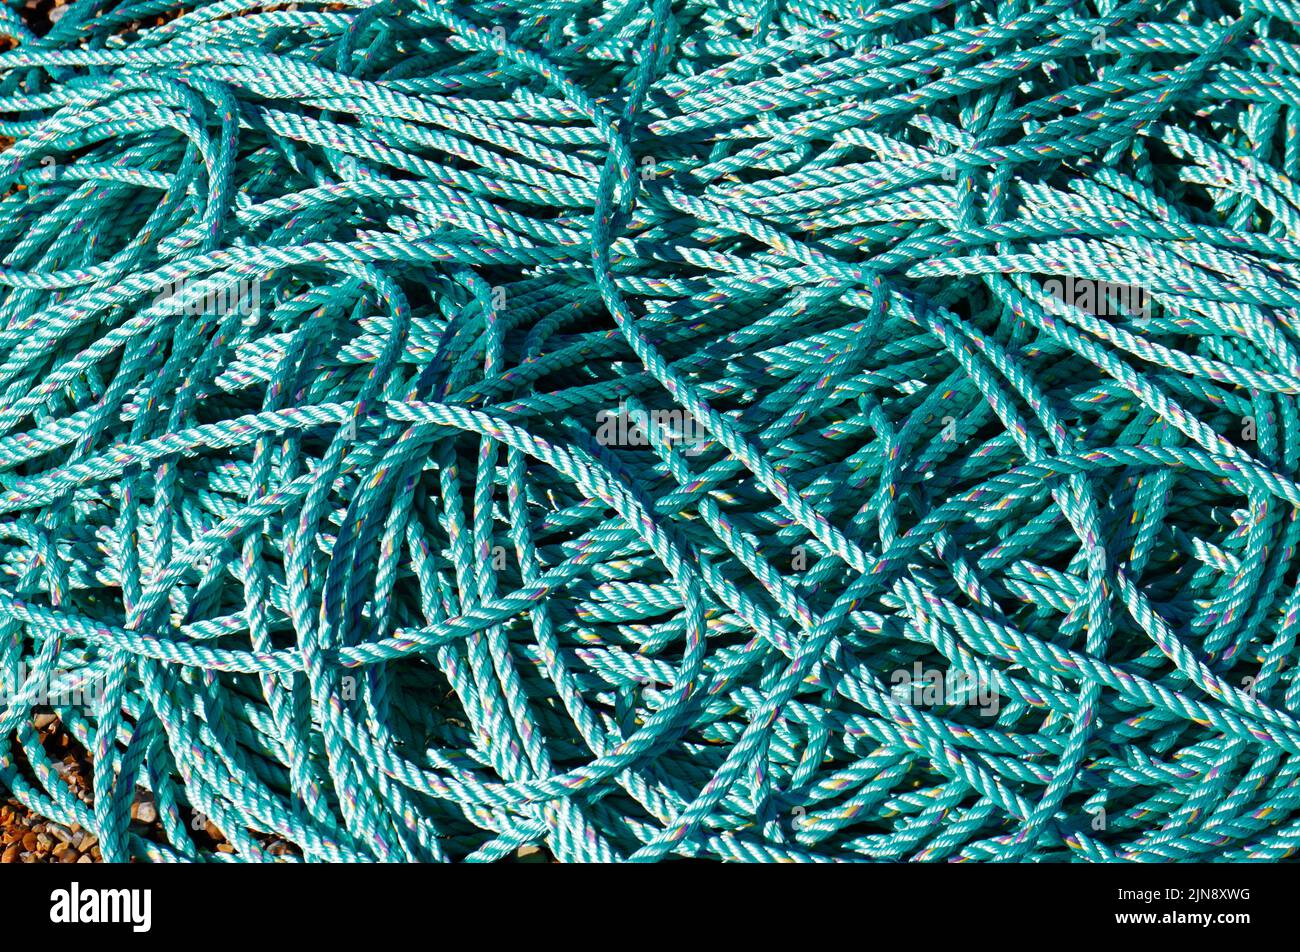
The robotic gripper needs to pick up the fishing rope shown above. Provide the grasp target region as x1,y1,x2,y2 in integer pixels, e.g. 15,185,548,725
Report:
2,0,1300,862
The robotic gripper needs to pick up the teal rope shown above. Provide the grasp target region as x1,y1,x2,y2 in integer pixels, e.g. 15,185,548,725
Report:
2,0,1300,862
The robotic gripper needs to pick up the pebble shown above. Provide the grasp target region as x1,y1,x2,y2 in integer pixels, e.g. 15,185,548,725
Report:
33,713,57,731
21,832,37,851
132,801,157,824
0,843,17,863
48,823,74,844
76,853,93,863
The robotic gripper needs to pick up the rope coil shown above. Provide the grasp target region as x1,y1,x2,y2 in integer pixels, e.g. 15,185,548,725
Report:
0,0,1299,861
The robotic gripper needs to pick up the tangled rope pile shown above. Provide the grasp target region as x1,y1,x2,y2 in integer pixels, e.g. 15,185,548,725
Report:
2,0,1300,863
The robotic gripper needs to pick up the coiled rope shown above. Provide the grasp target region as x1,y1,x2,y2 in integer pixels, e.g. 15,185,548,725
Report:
2,0,1300,862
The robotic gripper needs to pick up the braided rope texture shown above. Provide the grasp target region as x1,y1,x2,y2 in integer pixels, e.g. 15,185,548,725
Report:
1,0,1300,863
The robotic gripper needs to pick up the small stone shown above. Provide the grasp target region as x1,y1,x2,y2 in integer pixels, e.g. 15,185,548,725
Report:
51,841,69,858
76,833,97,852
21,832,37,851
48,823,74,844
1,844,17,863
76,852,93,863
516,845,546,862
204,820,223,842
59,849,79,864
35,832,53,850
33,713,57,731
216,843,235,854
131,801,157,824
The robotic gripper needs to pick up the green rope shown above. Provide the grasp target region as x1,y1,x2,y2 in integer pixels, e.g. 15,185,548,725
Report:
1,0,1300,862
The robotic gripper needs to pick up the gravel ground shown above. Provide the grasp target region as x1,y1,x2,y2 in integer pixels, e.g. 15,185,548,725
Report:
2,716,107,863
1,713,309,862
0,714,273,863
